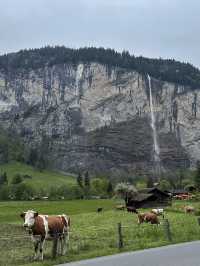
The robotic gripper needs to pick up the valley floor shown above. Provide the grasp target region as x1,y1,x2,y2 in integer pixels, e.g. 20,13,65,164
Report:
0,199,200,266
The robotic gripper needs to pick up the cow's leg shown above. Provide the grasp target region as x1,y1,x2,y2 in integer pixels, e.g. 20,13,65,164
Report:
32,236,40,260
57,237,62,255
61,233,68,255
33,241,39,260
39,237,45,260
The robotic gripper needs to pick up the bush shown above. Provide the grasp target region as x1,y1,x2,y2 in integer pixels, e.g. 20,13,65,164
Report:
11,174,23,184
0,185,10,200
10,183,35,200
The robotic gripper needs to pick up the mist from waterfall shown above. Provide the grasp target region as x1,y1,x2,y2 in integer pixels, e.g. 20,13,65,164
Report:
147,74,160,163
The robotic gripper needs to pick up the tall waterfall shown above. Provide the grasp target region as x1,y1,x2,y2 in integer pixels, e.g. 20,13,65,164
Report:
74,63,84,106
147,74,160,163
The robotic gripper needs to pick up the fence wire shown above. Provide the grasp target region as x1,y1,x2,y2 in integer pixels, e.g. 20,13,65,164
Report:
0,218,200,266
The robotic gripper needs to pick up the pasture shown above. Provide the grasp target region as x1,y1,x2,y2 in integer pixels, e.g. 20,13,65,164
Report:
0,199,200,266
0,162,76,191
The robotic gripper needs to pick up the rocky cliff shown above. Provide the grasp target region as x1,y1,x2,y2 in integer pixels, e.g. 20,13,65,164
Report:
0,61,199,175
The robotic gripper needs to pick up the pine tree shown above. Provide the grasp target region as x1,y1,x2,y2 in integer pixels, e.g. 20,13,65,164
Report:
107,181,113,196
0,172,8,185
84,171,90,188
77,172,83,188
194,161,200,191
147,176,154,188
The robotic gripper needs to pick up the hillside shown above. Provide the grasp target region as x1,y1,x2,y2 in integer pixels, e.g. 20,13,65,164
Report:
0,46,200,88
0,162,75,189
0,46,199,176
0,162,76,199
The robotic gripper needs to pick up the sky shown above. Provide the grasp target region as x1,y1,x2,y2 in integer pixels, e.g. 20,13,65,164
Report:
0,0,200,67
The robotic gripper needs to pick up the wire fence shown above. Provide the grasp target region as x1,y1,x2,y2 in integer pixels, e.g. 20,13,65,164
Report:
1,217,200,266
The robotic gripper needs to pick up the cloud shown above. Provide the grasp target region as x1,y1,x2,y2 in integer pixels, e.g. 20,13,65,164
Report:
0,0,199,67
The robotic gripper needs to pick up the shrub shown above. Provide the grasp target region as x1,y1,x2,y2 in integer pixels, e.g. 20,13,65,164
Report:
11,174,23,184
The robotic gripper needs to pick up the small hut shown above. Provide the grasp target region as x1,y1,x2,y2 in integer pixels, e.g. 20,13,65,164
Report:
126,187,171,209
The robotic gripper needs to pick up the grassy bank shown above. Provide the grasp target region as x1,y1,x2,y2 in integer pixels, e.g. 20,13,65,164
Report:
0,162,75,191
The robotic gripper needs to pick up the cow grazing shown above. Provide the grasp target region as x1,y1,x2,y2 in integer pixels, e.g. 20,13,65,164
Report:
20,210,70,260
115,205,126,211
137,212,160,225
184,205,195,214
151,208,164,218
97,207,103,213
127,206,138,213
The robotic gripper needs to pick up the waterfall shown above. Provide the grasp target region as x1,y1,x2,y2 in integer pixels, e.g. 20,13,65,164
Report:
147,74,160,163
74,63,84,106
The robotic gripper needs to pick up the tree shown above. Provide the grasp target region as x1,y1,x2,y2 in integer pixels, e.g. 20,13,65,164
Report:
147,176,154,188
77,172,83,188
0,185,10,200
194,161,200,191
0,172,8,185
107,181,113,196
11,174,23,184
27,148,38,166
84,171,90,188
114,183,137,200
178,170,184,189
158,179,171,191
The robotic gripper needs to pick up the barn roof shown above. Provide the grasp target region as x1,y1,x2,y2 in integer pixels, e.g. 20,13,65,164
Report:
139,187,170,197
128,193,153,202
170,189,188,194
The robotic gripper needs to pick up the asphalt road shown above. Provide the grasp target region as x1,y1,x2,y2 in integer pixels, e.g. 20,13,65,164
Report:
58,241,200,266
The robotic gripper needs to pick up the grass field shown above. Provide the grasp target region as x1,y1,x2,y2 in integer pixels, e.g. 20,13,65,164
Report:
0,162,76,191
1,199,200,266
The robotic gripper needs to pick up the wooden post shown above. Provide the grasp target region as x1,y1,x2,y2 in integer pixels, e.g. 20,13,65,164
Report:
52,233,59,258
163,219,172,242
197,217,200,226
118,222,123,249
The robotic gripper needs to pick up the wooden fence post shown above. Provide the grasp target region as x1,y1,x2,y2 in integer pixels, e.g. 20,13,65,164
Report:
118,222,123,249
163,219,172,242
52,233,59,258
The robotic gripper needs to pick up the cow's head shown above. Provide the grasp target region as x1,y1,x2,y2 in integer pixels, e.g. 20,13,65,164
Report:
20,210,38,228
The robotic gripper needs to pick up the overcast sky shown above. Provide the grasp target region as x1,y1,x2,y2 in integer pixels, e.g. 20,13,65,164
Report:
0,0,200,67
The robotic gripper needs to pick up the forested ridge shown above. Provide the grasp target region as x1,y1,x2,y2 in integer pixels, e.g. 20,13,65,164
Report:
0,46,200,88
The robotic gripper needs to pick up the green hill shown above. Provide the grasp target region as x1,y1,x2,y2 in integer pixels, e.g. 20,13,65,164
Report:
0,161,76,193
0,162,79,199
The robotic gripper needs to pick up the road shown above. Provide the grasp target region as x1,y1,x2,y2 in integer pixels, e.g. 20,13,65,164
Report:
58,241,200,266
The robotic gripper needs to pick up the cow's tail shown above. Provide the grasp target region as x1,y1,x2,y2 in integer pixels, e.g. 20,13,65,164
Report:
62,214,70,240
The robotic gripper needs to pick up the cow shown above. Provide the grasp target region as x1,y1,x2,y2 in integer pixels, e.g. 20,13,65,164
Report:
184,205,195,214
20,210,70,260
115,205,126,211
151,208,164,218
137,212,160,225
127,206,137,213
97,207,103,213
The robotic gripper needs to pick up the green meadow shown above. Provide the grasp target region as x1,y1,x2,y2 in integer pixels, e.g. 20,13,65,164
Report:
0,199,200,266
0,162,76,191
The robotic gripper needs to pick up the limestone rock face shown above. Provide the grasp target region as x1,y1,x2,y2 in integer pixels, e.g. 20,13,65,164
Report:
0,62,198,174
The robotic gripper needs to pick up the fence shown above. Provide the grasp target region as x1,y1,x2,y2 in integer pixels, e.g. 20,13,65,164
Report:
1,217,200,265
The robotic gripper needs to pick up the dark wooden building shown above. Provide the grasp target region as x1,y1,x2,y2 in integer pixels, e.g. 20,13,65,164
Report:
126,187,171,209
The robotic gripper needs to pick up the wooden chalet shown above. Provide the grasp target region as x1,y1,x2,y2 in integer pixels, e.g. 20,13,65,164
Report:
126,187,171,209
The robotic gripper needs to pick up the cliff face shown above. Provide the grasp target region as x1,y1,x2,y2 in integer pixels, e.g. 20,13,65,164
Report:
0,62,198,174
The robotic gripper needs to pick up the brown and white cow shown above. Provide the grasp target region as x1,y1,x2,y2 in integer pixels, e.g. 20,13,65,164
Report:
184,205,195,214
137,212,160,225
151,208,164,218
20,210,70,260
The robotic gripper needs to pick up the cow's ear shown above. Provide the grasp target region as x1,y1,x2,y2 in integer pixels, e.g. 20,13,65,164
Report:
20,212,25,218
34,212,38,217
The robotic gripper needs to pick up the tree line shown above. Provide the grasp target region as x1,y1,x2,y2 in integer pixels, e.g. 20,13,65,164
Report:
0,46,200,88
